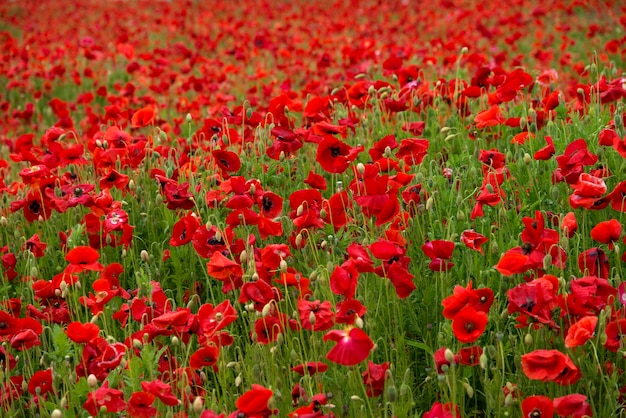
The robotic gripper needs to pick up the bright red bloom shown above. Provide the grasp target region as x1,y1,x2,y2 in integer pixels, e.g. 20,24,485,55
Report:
422,240,455,271
362,361,389,397
190,344,220,371
423,402,460,418
213,149,241,173
65,246,104,273
578,247,609,279
521,350,581,385
99,169,129,191
385,262,416,299
329,259,359,299
565,316,597,348
460,230,488,254
83,386,126,416
324,327,374,366
170,213,200,246
291,362,328,376
451,306,488,343
604,318,626,352
316,135,363,174
298,299,335,332
553,394,592,418
27,368,53,396
521,395,553,418
127,391,156,418
561,212,578,238
66,321,100,344
533,135,555,160
131,106,155,128
235,384,275,417
396,137,429,166
206,252,243,292
590,219,622,248
606,180,626,212
442,281,494,319
474,106,504,128
140,379,180,407
23,234,47,258
335,299,367,325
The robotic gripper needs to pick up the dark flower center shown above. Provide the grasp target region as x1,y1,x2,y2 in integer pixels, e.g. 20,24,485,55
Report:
330,146,342,157
29,200,41,214
262,196,273,211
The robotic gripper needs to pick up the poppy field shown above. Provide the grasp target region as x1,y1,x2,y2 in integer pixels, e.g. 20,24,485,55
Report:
2,0,626,416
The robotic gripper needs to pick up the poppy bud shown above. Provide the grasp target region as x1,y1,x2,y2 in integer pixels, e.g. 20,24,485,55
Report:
239,250,247,264
87,374,98,388
30,266,38,278
295,233,303,248
479,352,488,369
261,302,273,317
444,134,457,142
235,373,242,387
355,316,364,329
309,312,316,326
192,396,203,413
171,336,180,346
542,254,552,270
51,409,62,418
444,349,456,364
519,116,527,130
0,217,6,227
384,146,393,158
387,384,398,402
457,210,466,221
523,153,531,165
279,259,288,272
356,163,365,175
524,333,533,346
463,381,474,398
425,197,434,211
185,113,192,123
155,193,163,205
504,393,515,407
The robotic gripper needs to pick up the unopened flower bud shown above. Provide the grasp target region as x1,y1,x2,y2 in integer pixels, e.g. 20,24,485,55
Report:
192,396,203,413
87,374,98,388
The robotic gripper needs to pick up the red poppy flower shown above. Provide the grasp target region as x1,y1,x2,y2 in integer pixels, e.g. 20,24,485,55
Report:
396,138,429,166
324,327,374,366
192,225,229,258
140,380,179,407
457,345,482,366
329,259,359,299
494,69,533,102
65,246,104,273
83,386,126,416
604,318,626,352
474,106,504,128
521,395,553,418
267,126,303,159
298,299,335,332
422,240,455,271
521,349,581,385
170,213,200,246
451,306,488,343
257,191,283,218
362,361,389,397
442,282,494,320
385,262,416,299
316,135,363,174
590,219,622,248
197,300,238,337
335,299,367,325
190,344,220,371
553,394,592,418
99,169,129,191
163,182,196,210
291,362,328,376
212,149,241,173
23,234,47,258
131,106,155,128
423,402,460,418
565,316,597,348
578,247,609,279
235,384,274,417
606,180,626,212
561,212,578,237
460,230,488,254
27,368,53,396
239,280,281,312
303,171,327,190
66,321,100,344
534,135,556,160
252,312,292,345
10,190,53,222
127,391,156,418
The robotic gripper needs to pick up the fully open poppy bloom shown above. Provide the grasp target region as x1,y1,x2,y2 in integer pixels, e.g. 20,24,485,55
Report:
521,349,581,385
23,234,47,258
442,281,494,319
604,318,626,352
578,247,609,279
65,246,104,273
561,212,578,237
385,262,416,299
329,259,359,299
82,385,126,416
212,149,241,173
170,213,200,246
316,135,363,174
323,327,374,366
533,135,556,160
507,275,562,328
127,391,157,418
521,395,553,418
451,306,488,343
606,180,626,212
190,344,220,371
298,299,335,332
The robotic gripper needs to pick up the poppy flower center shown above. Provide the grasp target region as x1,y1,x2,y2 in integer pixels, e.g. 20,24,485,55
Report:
465,322,474,332
529,409,542,417
330,146,342,157
262,196,273,211
74,188,84,197
28,200,41,214
220,159,229,168
180,229,186,240
0,321,7,329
